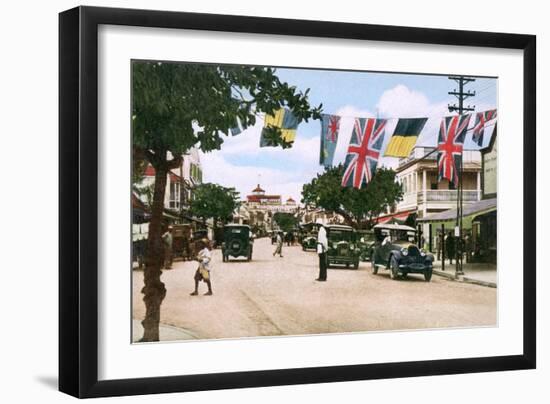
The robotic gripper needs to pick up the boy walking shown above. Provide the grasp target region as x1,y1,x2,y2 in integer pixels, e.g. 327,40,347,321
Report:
190,238,213,296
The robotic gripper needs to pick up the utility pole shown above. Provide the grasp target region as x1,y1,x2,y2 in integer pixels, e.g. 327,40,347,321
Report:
448,76,475,277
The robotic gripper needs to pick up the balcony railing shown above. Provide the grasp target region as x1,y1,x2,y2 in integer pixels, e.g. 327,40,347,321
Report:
400,190,480,206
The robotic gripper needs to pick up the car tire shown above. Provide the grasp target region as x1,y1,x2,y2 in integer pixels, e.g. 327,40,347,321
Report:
390,256,400,280
371,254,378,274
424,269,432,282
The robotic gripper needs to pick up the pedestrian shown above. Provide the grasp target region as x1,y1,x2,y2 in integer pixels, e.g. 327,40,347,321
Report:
162,225,173,269
445,230,455,265
190,238,213,296
273,231,283,257
316,225,328,281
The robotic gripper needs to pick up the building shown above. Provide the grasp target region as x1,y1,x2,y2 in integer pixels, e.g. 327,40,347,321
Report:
135,148,203,220
416,130,498,263
237,184,299,231
383,146,482,250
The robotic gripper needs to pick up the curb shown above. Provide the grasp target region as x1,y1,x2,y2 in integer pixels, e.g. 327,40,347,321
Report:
432,269,496,288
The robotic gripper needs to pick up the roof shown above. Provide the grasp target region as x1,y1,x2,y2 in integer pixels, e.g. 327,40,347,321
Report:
252,184,265,193
373,223,416,231
246,195,281,202
325,224,354,230
417,198,497,222
224,224,251,229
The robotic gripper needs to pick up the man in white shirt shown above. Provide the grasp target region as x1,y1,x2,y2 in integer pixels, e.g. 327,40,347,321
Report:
316,225,328,281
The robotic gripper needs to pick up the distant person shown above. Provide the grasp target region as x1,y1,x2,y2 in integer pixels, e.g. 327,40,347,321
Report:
445,231,455,265
162,226,173,269
190,238,213,296
273,231,283,257
316,225,328,281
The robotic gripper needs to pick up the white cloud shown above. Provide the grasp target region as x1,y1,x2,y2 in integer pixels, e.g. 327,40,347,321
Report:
200,152,320,203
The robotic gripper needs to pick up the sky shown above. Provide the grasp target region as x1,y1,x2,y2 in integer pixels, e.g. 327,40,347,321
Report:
199,67,497,204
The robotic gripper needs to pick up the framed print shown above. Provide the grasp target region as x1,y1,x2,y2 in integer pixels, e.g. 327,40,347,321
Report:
59,6,536,398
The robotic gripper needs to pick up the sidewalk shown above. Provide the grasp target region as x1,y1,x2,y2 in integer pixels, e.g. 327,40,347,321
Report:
432,258,497,288
132,319,198,343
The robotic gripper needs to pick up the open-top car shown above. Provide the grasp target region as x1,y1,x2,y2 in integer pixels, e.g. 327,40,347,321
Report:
371,224,433,281
221,224,253,262
326,224,360,269
357,229,375,262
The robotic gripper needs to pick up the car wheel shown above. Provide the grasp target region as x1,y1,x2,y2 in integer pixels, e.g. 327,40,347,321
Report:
346,263,350,268
424,269,432,282
371,254,378,274
390,256,400,280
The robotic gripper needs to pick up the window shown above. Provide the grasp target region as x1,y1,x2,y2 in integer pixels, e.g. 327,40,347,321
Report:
169,181,181,209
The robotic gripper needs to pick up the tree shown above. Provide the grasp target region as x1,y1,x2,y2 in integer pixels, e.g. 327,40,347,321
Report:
301,165,403,229
189,183,240,228
133,61,321,341
273,212,299,232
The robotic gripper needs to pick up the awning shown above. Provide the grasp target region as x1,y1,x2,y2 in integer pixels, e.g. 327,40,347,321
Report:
376,210,415,224
417,198,496,228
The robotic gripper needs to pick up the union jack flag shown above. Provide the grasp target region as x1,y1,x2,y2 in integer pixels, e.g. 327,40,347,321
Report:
437,114,471,186
472,109,497,146
341,118,386,189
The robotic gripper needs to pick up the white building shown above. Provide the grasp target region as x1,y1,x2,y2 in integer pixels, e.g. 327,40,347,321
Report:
136,147,203,214
238,184,299,230
380,146,482,250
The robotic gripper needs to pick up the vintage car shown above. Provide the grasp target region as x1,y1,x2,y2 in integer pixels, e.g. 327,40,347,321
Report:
300,222,322,251
371,224,434,281
357,230,375,262
221,224,253,262
326,225,360,269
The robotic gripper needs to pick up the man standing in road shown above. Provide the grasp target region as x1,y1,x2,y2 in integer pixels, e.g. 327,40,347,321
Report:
273,231,283,257
316,224,328,281
162,225,174,269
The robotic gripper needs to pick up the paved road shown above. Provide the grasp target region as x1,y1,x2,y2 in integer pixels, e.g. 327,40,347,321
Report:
133,237,496,341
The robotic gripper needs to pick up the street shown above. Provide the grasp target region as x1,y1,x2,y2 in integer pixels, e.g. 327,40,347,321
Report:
132,237,496,341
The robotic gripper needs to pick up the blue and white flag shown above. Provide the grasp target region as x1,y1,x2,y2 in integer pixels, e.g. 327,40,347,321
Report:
319,114,341,167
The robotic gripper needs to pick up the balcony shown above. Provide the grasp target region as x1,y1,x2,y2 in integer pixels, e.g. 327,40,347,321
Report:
399,190,480,208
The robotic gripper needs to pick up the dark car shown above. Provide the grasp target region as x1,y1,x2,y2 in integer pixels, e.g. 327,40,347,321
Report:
371,224,433,281
300,222,322,251
221,224,253,262
326,225,360,269
357,230,375,262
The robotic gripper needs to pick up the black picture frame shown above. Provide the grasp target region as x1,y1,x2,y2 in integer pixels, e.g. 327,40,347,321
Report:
59,6,536,398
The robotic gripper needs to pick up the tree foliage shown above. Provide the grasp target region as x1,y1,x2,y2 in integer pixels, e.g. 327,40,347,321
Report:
301,165,403,228
133,62,322,157
273,212,299,232
189,183,240,225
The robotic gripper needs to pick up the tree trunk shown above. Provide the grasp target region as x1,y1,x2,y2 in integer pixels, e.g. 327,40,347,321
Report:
140,163,168,342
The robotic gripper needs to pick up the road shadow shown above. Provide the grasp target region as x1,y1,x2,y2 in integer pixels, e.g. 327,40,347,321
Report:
35,375,58,390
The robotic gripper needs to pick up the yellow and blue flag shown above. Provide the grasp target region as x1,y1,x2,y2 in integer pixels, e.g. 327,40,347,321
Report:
260,108,300,147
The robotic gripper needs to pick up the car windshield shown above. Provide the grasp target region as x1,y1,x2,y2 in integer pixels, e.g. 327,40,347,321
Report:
359,232,374,242
392,230,415,242
328,230,353,242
